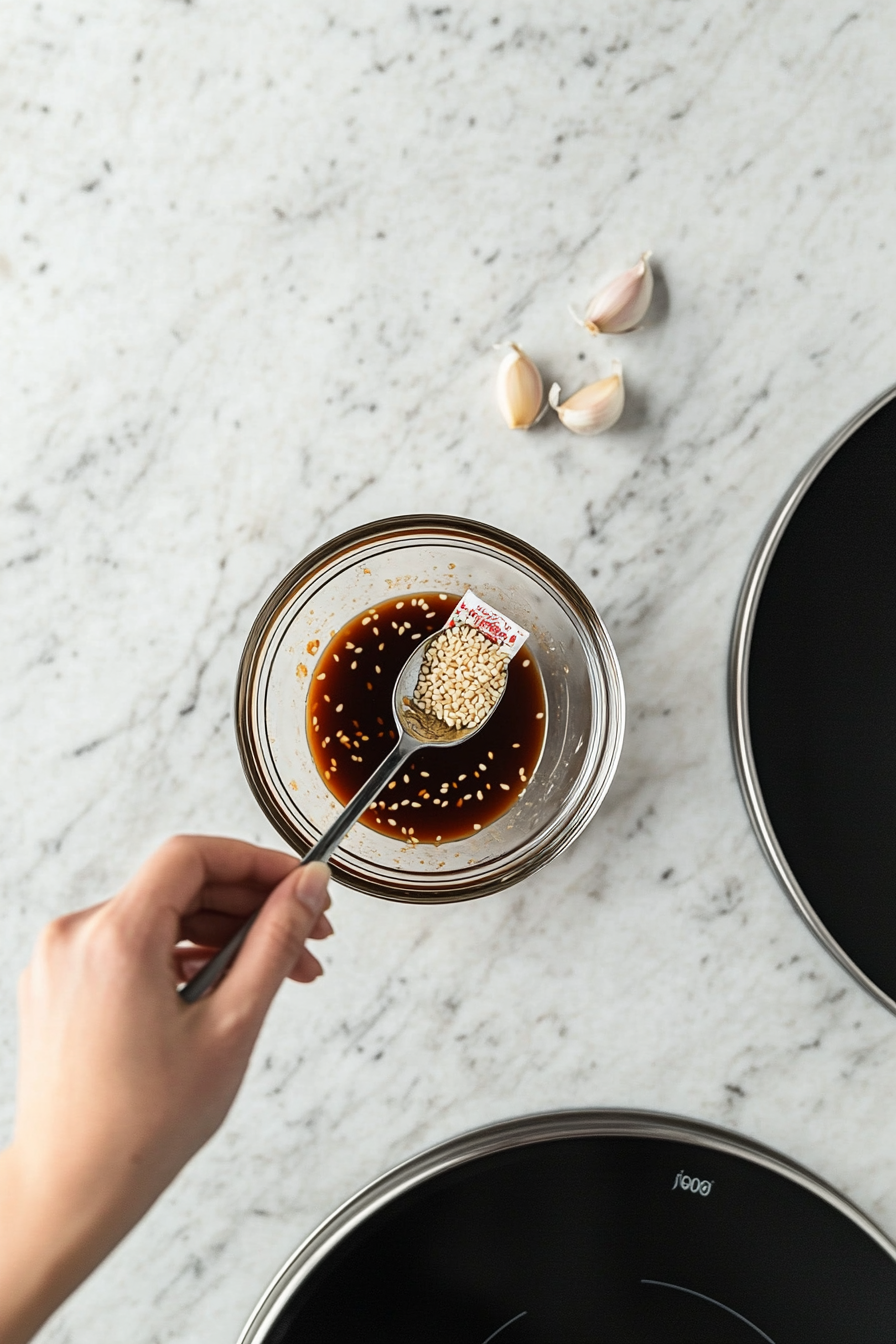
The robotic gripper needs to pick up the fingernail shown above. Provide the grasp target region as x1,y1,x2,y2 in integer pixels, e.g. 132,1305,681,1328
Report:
293,862,330,917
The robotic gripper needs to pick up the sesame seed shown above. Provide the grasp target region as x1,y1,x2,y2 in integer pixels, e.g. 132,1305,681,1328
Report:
388,781,396,789
476,790,483,800
361,617,371,625
473,823,481,831
522,658,530,667
439,593,448,600
336,704,343,713
512,743,520,749
536,712,544,719
463,793,472,800
411,623,510,731
500,783,510,791
488,751,494,760
420,771,430,778
388,818,396,826
317,673,326,680
351,660,358,669
403,774,410,784
323,694,330,702
333,653,339,662
458,774,467,781
396,601,404,609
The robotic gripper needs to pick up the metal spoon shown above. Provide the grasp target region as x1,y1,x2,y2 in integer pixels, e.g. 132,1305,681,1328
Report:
179,627,508,1002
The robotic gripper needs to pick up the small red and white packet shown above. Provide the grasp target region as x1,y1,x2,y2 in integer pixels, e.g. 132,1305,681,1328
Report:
445,589,530,657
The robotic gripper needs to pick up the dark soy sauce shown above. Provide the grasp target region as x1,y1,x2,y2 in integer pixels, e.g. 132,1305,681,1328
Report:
306,592,545,844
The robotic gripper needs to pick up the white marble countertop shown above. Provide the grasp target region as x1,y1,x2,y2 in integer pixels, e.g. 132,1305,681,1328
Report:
3,2,896,1338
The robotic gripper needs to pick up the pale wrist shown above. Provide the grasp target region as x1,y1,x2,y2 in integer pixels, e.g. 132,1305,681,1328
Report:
0,1144,92,1344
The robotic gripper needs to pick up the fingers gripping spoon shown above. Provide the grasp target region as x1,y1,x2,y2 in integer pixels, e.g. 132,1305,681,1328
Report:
179,593,529,1002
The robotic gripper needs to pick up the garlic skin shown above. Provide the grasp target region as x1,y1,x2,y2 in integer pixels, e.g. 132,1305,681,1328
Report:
548,360,624,435
572,252,653,334
495,343,545,429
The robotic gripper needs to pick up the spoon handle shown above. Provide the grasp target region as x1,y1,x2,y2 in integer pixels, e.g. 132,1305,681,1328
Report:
303,735,417,864
178,736,416,1003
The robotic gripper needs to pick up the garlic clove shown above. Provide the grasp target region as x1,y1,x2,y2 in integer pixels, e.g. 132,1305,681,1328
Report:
571,252,654,334
548,360,624,435
495,343,545,429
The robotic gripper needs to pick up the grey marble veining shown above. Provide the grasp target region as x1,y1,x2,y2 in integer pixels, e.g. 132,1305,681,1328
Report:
2,1,896,1338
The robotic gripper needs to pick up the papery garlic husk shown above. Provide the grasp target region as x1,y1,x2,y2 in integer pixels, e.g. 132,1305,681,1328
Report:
572,252,653,334
495,343,545,429
548,360,624,435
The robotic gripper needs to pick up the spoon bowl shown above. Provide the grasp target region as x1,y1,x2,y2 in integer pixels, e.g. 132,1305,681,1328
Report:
392,629,510,746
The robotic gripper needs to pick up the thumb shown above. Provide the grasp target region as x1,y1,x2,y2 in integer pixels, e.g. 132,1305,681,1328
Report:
213,862,331,1024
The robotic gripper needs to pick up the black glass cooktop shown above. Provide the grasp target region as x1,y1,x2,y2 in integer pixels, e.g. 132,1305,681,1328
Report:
733,389,896,1008
243,1115,896,1344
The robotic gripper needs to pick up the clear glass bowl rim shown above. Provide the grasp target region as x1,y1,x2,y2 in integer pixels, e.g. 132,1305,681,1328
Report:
235,513,625,902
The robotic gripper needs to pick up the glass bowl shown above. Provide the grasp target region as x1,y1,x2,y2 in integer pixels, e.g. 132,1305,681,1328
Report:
235,515,624,902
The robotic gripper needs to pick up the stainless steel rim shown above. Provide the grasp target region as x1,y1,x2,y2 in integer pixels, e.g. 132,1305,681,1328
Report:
729,383,896,1016
235,513,625,902
237,1106,896,1343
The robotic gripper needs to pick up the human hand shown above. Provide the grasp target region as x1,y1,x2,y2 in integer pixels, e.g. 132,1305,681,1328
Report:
0,836,332,1344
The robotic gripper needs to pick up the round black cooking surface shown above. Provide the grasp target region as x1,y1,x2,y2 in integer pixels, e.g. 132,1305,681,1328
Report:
731,388,896,1009
240,1112,896,1344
